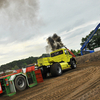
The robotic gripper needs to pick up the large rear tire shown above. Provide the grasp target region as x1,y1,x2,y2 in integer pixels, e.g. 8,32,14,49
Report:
14,75,27,91
50,63,62,76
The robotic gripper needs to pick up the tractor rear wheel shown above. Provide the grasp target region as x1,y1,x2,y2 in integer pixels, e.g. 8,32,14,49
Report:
15,75,27,91
50,63,62,76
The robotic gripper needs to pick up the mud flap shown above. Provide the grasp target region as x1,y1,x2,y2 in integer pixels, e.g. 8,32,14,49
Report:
35,69,43,83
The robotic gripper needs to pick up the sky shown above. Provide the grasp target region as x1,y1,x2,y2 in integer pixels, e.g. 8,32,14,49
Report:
0,0,100,66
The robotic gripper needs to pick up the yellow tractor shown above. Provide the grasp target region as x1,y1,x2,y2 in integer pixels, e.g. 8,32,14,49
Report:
37,48,76,78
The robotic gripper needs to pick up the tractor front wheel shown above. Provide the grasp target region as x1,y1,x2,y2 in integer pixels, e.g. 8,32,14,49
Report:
14,75,27,91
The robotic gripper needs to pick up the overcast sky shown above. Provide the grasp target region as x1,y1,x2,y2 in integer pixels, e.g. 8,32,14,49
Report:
0,0,100,66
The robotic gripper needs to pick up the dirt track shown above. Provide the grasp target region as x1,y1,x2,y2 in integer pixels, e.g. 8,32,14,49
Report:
0,52,100,100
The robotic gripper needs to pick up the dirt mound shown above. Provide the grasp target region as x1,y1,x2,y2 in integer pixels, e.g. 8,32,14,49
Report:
75,51,100,64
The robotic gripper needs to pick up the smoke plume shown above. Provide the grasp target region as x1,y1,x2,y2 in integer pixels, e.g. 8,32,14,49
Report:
46,34,64,52
0,0,41,44
0,0,9,8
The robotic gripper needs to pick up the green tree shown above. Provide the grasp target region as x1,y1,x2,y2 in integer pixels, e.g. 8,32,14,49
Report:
71,49,81,56
11,67,14,70
14,65,19,70
21,63,27,68
80,29,100,50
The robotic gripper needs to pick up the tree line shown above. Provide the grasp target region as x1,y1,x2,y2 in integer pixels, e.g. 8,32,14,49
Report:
0,54,49,72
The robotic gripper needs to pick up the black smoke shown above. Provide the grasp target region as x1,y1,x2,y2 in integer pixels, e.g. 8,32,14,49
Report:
46,33,64,51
